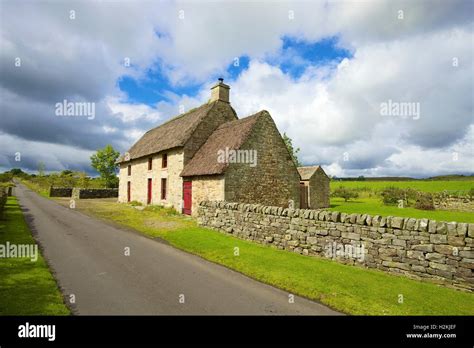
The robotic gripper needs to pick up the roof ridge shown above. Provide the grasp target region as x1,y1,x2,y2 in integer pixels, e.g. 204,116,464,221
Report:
216,110,265,130
143,101,215,134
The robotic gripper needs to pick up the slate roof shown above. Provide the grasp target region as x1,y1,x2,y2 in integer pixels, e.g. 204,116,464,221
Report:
297,166,322,181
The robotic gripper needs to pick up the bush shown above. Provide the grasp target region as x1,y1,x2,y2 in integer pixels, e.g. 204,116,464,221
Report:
381,187,407,205
129,200,142,206
0,188,7,218
332,187,359,202
414,192,435,210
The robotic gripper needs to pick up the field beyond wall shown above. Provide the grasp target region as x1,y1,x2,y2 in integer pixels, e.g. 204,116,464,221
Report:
329,179,474,223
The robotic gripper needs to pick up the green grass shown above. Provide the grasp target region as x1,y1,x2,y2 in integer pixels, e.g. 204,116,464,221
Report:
55,198,474,316
329,197,474,223
330,180,474,194
0,197,70,315
20,179,50,198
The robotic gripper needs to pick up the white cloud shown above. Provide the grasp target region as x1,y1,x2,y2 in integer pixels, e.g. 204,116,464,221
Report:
0,0,472,176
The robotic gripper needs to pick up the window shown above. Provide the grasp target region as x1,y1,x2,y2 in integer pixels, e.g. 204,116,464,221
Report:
162,153,168,168
148,157,153,170
161,178,167,200
127,165,131,176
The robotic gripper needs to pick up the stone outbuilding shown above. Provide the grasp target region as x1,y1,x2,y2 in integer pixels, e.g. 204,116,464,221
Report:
297,166,330,209
117,78,327,215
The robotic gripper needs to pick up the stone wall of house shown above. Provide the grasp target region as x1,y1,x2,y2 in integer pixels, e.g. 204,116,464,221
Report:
197,201,474,290
191,175,225,216
118,148,184,211
183,101,237,165
50,187,73,197
309,169,330,209
71,188,118,199
224,112,301,208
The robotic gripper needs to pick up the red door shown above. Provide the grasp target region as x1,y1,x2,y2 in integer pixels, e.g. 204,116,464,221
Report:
183,181,192,215
147,178,152,204
127,181,131,202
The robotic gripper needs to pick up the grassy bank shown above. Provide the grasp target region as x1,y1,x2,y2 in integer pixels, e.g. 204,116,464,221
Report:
53,198,474,316
20,179,50,198
0,197,69,315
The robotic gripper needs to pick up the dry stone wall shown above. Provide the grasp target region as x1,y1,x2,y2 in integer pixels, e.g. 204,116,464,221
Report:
72,188,118,199
49,187,73,197
197,201,474,290
433,195,474,212
51,187,117,199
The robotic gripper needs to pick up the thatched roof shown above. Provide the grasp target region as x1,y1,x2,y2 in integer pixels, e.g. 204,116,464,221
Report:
118,101,218,163
180,111,265,177
297,166,322,180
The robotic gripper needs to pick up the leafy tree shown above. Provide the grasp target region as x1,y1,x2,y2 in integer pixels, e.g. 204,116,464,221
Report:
282,132,301,166
90,145,120,188
77,171,90,189
332,186,359,202
60,170,74,176
38,162,45,176
9,168,26,176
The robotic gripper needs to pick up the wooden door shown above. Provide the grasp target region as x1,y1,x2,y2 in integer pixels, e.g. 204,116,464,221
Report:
183,181,192,215
127,181,131,202
147,178,152,204
300,183,308,209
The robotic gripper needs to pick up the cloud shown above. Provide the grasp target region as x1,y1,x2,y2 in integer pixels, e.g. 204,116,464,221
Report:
0,0,472,177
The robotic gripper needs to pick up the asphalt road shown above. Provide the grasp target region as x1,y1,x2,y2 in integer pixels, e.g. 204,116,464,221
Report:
15,184,339,315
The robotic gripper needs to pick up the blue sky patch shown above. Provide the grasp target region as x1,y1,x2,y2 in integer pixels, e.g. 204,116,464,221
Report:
275,36,352,78
118,36,352,106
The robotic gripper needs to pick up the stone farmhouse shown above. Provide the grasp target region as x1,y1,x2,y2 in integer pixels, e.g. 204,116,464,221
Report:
117,79,329,215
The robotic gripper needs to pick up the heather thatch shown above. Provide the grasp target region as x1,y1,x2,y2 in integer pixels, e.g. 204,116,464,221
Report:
297,166,322,181
180,111,265,177
117,101,217,163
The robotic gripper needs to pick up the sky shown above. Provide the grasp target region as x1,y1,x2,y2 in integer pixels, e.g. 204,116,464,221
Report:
0,0,473,178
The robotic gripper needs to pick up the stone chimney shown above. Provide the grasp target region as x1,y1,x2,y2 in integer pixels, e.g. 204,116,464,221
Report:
210,78,230,103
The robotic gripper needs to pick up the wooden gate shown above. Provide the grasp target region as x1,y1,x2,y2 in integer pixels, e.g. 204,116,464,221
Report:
300,183,308,209
183,181,192,215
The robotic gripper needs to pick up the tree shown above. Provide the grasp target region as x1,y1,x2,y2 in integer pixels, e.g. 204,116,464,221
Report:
38,162,45,176
9,168,25,176
282,132,301,166
332,186,359,202
90,145,120,188
77,171,90,189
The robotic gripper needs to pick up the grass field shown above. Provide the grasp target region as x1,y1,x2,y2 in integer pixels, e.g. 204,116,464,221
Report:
329,179,474,223
330,198,474,223
0,197,70,315
53,197,474,316
330,180,474,194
